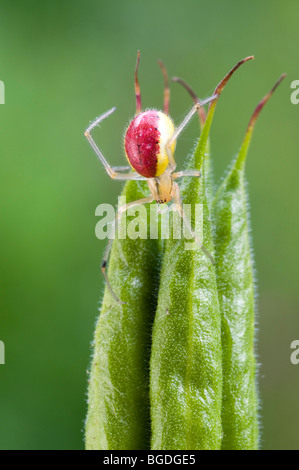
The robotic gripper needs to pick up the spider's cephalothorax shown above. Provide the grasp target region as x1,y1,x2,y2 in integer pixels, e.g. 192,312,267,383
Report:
124,110,176,178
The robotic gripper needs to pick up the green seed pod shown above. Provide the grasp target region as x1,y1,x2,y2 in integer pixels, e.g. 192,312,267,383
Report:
85,180,161,450
150,105,222,450
212,75,286,450
150,58,253,450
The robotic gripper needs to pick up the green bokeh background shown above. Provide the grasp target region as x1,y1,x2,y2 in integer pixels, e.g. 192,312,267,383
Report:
0,0,298,450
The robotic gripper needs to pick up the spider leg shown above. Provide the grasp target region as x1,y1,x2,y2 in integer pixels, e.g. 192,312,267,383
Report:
172,170,201,179
84,108,146,180
165,94,218,172
172,182,214,264
112,166,132,171
101,195,154,304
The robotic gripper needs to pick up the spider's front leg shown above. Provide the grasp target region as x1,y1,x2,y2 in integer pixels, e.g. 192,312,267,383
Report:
84,108,146,181
165,94,218,173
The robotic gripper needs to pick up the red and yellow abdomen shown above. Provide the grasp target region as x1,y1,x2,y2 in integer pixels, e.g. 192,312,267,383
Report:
124,110,175,178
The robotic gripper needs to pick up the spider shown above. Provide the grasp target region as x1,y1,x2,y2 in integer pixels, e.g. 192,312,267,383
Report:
84,51,217,303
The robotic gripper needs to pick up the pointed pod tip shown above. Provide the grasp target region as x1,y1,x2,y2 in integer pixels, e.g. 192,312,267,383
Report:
157,59,168,81
171,76,206,126
212,55,254,99
172,76,199,100
235,73,286,171
157,59,170,114
135,51,142,115
248,73,286,130
135,51,141,72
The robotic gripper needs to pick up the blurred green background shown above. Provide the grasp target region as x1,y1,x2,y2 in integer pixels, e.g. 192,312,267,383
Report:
0,0,298,450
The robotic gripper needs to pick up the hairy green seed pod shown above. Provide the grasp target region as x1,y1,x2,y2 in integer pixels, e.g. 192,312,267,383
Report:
150,103,222,450
85,181,161,450
212,75,285,450
150,57,254,450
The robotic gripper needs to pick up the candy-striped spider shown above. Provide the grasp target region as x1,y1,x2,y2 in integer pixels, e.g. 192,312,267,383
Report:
85,52,217,303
